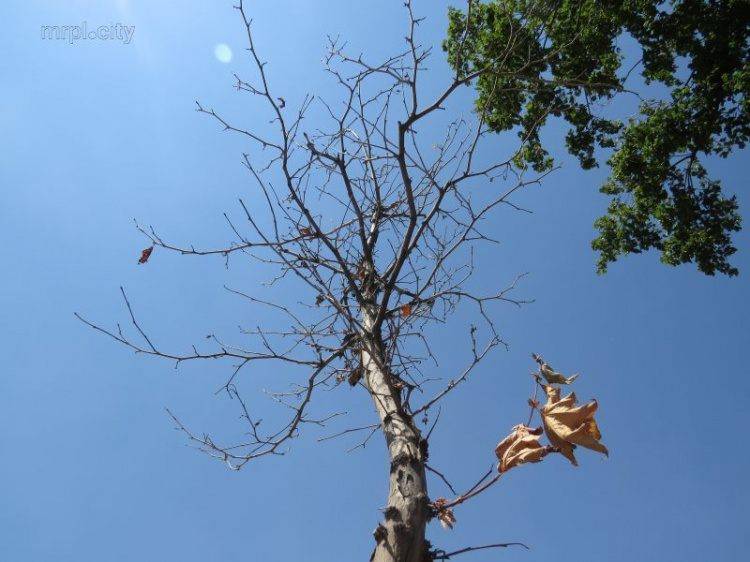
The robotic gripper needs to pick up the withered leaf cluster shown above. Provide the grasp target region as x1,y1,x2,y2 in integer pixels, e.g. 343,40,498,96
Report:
436,356,608,531
540,384,608,466
495,355,607,471
432,498,456,530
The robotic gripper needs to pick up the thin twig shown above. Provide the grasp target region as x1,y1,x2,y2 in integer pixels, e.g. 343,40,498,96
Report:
432,542,530,559
425,463,457,495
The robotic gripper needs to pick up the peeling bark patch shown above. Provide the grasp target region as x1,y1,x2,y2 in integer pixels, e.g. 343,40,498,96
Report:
373,524,388,544
384,506,402,521
394,522,410,535
391,451,417,469
396,468,417,497
394,452,412,464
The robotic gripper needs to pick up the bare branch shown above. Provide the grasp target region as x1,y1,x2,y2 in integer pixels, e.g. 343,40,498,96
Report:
431,542,530,559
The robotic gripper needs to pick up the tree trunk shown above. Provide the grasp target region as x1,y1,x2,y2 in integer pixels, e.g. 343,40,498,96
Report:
362,307,430,562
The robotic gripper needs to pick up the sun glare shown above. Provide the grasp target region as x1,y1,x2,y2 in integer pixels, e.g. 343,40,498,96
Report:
214,43,232,64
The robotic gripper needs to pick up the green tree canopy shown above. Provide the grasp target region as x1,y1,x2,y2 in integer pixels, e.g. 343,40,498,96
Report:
445,0,749,275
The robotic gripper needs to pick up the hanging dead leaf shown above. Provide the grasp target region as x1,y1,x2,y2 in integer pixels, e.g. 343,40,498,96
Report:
299,227,313,237
401,303,412,318
532,353,578,385
390,376,407,390
348,366,363,387
438,508,456,530
138,246,154,265
527,398,540,409
315,294,325,305
540,384,608,466
432,498,456,530
495,424,552,473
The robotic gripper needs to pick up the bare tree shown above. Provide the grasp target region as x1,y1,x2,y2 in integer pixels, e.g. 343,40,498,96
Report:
77,1,605,560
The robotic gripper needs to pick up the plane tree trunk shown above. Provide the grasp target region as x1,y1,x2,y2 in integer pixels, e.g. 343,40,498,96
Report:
362,304,430,562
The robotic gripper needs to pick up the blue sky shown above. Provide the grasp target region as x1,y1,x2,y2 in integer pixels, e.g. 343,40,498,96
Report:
1,1,749,561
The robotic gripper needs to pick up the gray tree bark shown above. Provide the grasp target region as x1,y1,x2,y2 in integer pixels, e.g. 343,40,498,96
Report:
361,299,430,562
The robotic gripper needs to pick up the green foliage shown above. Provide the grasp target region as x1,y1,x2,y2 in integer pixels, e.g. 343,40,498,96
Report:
445,0,749,276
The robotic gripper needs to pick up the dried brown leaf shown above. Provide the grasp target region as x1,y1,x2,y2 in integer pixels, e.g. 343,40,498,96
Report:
433,498,456,530
438,508,456,530
533,353,578,385
347,367,362,387
495,424,551,473
540,384,608,466
138,246,154,265
390,377,407,390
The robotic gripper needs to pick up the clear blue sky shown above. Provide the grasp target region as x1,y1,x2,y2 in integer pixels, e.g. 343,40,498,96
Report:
1,1,748,561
